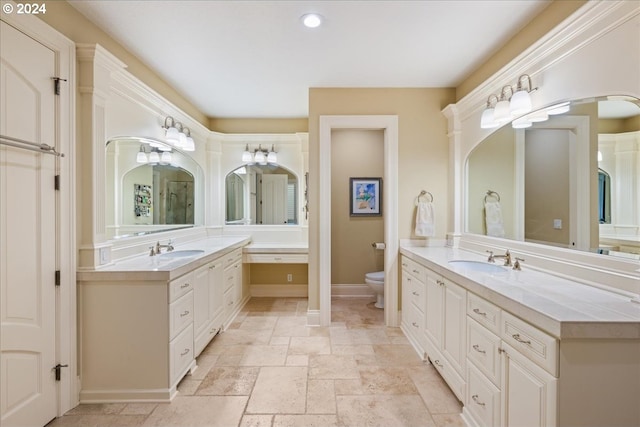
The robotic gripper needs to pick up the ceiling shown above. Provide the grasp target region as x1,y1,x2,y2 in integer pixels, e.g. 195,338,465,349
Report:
69,0,552,119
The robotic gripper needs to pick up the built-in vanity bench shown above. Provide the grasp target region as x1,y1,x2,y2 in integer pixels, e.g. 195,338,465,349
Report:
399,244,640,427
76,235,250,403
243,243,309,297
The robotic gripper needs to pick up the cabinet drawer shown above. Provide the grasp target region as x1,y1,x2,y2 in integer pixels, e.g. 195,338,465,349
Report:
429,347,465,403
406,275,425,314
467,292,501,335
224,286,235,315
243,253,308,264
195,320,221,357
223,248,243,269
466,362,501,427
401,256,427,282
467,317,501,387
501,311,558,376
223,265,238,291
170,291,193,340
170,323,194,384
169,272,194,303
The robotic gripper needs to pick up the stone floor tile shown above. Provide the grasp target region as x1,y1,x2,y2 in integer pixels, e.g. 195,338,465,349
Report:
196,366,259,395
273,414,341,427
246,367,308,414
432,413,467,427
46,414,147,427
239,414,274,427
286,354,309,366
142,396,247,426
64,403,126,415
176,377,201,396
239,344,288,366
372,344,424,366
306,379,336,414
337,395,437,427
331,344,375,355
358,366,419,395
288,336,331,355
190,354,219,380
309,354,359,380
119,403,158,416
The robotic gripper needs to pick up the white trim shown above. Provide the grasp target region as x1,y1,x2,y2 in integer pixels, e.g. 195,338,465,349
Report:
318,115,399,327
331,284,374,298
1,3,78,416
250,284,308,297
306,309,321,327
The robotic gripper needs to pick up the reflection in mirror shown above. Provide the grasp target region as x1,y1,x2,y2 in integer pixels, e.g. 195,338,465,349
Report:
467,96,640,260
106,137,204,239
226,164,298,225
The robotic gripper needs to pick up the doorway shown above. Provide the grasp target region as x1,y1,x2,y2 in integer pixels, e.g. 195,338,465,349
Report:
318,116,399,327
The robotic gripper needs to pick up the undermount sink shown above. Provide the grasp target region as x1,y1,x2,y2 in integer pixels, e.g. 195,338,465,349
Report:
447,260,508,274
159,249,205,258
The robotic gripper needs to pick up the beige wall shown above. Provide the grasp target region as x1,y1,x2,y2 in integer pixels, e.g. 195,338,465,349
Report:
249,264,308,285
32,0,208,126
308,88,456,309
331,130,384,284
210,118,308,134
456,0,587,100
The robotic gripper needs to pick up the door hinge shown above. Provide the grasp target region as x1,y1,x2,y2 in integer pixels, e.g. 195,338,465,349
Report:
53,364,68,381
51,77,67,96
55,270,61,286
54,175,60,190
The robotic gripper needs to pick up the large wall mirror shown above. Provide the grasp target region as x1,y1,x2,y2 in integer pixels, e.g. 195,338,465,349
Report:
467,95,640,260
106,137,204,239
225,164,298,225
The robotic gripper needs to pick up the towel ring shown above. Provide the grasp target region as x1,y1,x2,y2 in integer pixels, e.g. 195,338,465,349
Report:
484,190,500,203
415,190,433,205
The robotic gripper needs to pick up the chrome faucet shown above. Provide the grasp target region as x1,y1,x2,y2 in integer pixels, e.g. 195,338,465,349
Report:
150,239,174,256
487,249,512,266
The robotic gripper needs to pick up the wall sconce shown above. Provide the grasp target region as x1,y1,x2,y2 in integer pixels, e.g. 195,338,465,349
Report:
480,74,538,129
163,116,195,151
242,144,277,164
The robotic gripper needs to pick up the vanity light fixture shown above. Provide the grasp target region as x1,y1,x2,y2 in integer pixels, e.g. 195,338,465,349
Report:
148,150,160,163
241,144,278,165
546,101,571,115
480,74,539,128
512,117,532,129
163,116,196,151
161,151,172,163
301,13,323,28
136,145,148,163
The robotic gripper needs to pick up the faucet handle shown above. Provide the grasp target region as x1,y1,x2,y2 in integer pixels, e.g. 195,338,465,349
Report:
486,250,494,263
149,246,157,256
513,257,525,270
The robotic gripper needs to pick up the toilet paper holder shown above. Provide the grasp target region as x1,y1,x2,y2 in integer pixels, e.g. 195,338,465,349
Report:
372,242,386,249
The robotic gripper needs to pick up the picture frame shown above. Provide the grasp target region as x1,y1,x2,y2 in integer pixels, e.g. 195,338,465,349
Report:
349,177,382,216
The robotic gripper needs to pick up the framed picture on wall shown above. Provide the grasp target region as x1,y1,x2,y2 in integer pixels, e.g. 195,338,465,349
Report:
350,177,382,216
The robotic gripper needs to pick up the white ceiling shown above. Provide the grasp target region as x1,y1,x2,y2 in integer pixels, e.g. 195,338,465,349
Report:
69,0,551,119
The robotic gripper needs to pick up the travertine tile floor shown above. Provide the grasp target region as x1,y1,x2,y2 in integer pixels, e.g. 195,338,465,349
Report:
48,297,464,427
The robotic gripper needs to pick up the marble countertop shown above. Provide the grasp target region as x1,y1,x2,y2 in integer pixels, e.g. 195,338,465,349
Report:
400,245,640,340
77,235,251,282
243,243,308,254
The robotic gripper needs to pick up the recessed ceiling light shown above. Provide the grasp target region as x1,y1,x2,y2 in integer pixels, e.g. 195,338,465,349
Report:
301,13,322,28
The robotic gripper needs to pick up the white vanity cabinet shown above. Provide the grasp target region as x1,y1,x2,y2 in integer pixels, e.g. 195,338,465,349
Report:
223,248,244,328
400,256,427,353
422,266,467,401
193,257,225,356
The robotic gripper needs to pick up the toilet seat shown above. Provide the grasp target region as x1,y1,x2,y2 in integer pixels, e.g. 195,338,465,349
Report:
365,271,384,282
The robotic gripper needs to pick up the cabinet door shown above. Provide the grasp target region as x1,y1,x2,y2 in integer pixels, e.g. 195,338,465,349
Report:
501,342,557,427
442,279,466,376
208,260,224,324
424,270,444,350
193,264,210,337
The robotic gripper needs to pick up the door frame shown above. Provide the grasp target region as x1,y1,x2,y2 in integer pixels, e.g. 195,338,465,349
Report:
319,115,399,327
1,4,77,415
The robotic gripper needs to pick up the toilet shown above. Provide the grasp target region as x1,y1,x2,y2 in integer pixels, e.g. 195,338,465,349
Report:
365,271,385,308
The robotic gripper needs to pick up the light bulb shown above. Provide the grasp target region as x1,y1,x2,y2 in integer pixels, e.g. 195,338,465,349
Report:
136,146,148,163
184,135,195,151
254,150,266,164
242,145,253,162
302,13,322,28
165,126,180,145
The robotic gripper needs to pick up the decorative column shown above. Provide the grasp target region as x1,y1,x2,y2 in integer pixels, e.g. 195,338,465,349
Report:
76,44,127,269
442,104,462,247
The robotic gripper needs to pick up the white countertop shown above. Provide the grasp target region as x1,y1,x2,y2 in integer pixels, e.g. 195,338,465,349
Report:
243,243,308,254
400,245,640,340
77,235,251,282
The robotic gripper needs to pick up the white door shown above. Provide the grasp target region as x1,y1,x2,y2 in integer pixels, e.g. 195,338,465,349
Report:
0,20,58,427
261,174,288,224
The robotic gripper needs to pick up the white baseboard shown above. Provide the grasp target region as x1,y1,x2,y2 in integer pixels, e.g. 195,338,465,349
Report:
331,283,374,298
250,284,308,297
307,309,320,326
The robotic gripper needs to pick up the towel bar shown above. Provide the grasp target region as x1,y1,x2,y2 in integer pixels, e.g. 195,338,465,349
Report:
415,190,433,204
484,190,500,203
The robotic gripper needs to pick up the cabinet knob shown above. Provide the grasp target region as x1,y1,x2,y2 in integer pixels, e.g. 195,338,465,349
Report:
472,395,486,407
412,291,419,296
412,322,419,328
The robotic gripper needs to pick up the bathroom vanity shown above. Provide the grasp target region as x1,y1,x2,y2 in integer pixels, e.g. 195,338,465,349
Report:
400,244,640,427
76,236,250,403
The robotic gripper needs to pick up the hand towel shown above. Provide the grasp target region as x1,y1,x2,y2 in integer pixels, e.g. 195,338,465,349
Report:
415,201,435,237
484,201,505,237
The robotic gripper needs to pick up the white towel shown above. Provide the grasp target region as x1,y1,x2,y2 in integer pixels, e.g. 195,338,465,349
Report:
484,201,505,237
415,201,435,237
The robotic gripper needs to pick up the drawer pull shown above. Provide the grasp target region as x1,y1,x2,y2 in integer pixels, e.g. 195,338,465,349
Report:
228,301,234,306
180,283,190,289
402,262,408,267
433,360,443,368
412,322,419,328
180,310,190,317
472,308,487,316
472,395,486,407
472,344,486,354
412,291,419,296
274,257,282,261
180,348,190,356
498,347,506,355
512,333,532,345
412,269,419,274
